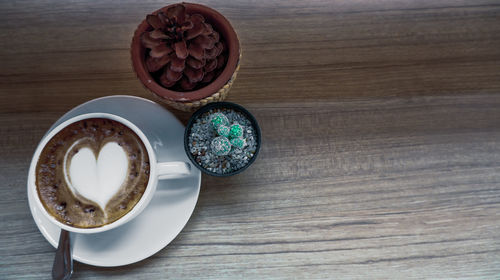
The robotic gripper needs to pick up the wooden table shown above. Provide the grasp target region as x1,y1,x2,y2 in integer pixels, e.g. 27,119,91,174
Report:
1,0,499,279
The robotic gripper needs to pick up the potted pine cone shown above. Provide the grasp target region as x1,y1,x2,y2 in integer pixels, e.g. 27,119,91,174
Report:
131,3,240,111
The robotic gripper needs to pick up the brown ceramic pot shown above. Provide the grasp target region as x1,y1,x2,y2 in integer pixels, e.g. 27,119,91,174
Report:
131,3,240,112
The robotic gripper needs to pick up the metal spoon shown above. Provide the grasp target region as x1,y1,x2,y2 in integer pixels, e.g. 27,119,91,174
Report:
52,229,73,280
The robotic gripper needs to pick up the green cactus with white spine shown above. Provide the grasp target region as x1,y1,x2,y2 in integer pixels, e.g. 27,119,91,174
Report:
210,113,247,156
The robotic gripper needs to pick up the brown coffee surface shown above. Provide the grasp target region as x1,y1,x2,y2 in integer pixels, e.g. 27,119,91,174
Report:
36,118,150,228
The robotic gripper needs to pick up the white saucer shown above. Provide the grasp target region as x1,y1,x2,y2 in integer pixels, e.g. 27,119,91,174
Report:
27,95,201,267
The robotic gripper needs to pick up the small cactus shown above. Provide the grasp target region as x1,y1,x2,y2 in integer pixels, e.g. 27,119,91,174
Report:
230,137,246,149
210,112,229,129
217,124,230,137
228,123,243,138
209,112,247,155
211,136,231,156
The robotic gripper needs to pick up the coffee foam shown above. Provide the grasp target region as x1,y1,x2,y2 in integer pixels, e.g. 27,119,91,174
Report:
64,140,129,211
35,118,150,228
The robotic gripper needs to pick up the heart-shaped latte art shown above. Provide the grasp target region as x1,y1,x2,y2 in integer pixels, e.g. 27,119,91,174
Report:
64,141,129,210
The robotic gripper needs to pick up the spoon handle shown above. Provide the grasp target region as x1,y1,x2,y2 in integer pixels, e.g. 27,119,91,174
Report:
52,229,73,280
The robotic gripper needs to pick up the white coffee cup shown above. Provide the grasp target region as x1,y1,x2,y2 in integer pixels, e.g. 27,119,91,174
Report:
27,112,193,234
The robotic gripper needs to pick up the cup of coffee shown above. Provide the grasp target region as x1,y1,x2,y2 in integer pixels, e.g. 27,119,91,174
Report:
27,112,192,234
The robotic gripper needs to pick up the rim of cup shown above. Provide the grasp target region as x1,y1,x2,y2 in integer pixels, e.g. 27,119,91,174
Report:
27,112,158,234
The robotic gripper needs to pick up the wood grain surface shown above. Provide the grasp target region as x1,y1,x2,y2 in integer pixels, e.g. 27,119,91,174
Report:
1,0,500,279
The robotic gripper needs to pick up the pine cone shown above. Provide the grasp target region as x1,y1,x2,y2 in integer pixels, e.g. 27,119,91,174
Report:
141,4,227,91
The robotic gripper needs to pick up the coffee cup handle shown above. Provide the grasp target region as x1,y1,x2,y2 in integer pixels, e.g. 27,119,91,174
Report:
157,161,192,180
